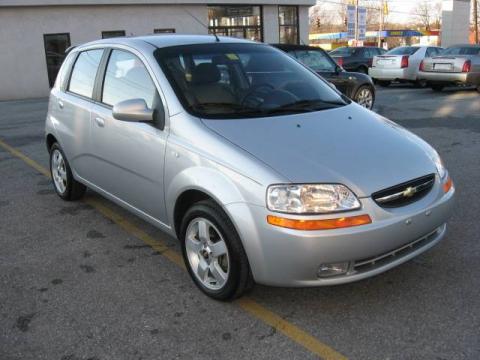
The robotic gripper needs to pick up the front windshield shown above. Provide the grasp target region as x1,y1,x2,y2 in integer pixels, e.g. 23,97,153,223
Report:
155,43,347,119
386,46,419,56
440,47,480,56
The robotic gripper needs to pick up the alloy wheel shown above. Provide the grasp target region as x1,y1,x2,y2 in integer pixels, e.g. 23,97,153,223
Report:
51,149,67,194
185,218,230,290
356,88,374,109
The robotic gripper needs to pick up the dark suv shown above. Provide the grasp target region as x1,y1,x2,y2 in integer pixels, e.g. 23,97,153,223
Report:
273,44,376,110
329,46,387,74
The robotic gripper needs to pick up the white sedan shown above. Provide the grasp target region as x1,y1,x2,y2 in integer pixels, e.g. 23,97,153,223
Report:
369,46,443,87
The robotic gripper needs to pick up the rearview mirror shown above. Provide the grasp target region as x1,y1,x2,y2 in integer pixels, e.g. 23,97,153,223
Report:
112,99,154,122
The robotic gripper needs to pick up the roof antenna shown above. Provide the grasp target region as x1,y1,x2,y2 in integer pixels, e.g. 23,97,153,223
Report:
183,8,220,42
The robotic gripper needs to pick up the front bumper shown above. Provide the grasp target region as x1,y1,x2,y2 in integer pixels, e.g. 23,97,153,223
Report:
226,179,454,287
418,71,480,85
369,67,413,81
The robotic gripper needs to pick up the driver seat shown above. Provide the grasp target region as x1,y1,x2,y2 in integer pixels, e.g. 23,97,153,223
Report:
189,63,235,104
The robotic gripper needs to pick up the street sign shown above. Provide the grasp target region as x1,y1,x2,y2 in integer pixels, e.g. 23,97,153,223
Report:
347,4,356,39
358,7,367,41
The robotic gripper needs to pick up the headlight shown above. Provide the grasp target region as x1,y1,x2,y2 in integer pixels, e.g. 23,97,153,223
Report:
267,184,361,214
431,151,447,179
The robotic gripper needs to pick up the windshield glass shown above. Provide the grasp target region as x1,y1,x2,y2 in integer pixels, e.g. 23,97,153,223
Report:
155,43,347,119
292,49,337,72
440,47,480,55
330,47,357,56
385,46,420,56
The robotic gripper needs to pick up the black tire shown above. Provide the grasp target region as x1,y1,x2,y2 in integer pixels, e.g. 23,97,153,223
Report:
431,85,444,92
377,80,390,87
49,143,86,201
477,85,480,93
356,66,368,74
180,199,253,301
415,79,428,88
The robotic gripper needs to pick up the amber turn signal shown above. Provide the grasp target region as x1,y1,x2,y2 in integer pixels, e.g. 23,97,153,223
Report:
443,177,453,193
267,214,372,231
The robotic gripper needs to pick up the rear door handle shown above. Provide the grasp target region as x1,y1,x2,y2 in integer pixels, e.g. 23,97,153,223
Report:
94,117,105,127
58,100,64,109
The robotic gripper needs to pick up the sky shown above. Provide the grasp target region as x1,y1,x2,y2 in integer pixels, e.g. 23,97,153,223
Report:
315,0,444,24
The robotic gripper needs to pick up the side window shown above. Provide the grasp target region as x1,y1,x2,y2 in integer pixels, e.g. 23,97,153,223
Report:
102,50,157,108
68,49,104,98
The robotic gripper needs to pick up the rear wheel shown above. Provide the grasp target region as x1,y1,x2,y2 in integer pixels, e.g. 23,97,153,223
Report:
180,200,253,301
431,85,444,92
377,80,390,87
354,85,375,110
415,79,428,88
356,66,368,74
49,143,86,201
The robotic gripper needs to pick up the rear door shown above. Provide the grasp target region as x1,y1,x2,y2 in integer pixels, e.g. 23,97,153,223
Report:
54,48,105,180
89,48,169,223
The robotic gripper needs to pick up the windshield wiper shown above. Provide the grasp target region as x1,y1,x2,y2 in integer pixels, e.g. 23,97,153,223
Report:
262,99,345,114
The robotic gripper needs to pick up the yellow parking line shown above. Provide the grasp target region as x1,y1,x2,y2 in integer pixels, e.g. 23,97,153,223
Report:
0,138,348,360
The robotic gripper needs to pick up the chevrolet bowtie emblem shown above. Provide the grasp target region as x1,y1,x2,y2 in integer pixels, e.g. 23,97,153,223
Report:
403,186,417,198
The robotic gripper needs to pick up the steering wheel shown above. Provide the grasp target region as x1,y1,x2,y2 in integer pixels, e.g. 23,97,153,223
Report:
241,83,275,108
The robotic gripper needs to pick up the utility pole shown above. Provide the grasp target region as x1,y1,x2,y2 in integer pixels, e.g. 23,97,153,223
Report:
354,0,360,45
378,0,384,47
474,0,479,44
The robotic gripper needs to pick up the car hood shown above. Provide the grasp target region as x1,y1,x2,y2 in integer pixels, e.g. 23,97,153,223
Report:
201,104,438,197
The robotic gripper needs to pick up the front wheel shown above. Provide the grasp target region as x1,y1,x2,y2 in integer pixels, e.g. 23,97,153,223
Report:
354,85,375,110
49,143,86,201
180,200,253,301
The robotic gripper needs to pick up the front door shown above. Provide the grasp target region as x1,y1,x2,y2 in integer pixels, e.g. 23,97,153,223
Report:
89,49,168,223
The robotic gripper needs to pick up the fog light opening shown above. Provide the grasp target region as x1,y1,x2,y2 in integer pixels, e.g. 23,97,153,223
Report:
317,262,350,278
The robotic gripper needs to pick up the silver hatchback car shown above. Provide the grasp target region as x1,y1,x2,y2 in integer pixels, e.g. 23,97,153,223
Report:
46,35,455,300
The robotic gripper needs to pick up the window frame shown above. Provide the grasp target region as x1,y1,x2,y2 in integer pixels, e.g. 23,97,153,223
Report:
43,32,71,88
278,5,299,45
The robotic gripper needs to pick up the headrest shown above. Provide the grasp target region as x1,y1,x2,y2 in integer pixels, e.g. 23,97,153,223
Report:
191,63,221,84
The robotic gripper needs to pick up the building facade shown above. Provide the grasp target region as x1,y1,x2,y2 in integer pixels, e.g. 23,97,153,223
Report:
0,0,314,100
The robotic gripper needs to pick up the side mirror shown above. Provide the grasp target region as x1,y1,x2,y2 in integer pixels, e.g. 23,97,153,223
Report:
112,99,154,122
335,65,342,74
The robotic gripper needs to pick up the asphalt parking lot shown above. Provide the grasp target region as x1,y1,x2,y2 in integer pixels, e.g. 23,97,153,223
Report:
1,85,479,360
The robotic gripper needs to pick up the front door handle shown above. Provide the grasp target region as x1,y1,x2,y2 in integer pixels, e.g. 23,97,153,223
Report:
58,100,64,109
94,117,105,127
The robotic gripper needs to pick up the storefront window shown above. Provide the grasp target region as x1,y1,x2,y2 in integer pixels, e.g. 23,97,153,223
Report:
279,6,299,44
102,30,126,39
43,33,71,88
208,6,263,42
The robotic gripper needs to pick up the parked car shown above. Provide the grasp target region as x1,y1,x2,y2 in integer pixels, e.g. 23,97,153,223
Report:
369,46,443,87
418,44,480,92
273,44,375,109
46,35,455,300
329,46,387,74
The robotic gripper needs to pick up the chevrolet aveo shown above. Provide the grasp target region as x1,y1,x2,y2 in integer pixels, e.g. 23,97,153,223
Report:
46,35,455,300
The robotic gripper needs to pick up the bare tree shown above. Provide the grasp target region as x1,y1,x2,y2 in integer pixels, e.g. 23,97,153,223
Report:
413,1,442,30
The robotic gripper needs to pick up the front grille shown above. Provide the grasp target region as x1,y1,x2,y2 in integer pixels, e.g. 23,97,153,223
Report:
372,174,435,208
353,225,443,273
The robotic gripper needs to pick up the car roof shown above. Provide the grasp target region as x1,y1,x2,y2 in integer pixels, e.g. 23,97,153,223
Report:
271,44,326,52
75,34,257,51
447,44,480,48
